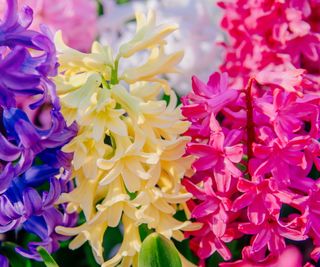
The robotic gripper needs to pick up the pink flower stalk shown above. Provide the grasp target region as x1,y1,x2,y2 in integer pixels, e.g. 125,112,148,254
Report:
0,0,98,51
182,70,320,266
183,1,320,265
218,0,320,89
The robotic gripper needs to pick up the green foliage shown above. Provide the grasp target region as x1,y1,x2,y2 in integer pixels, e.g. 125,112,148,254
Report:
139,224,154,242
103,225,123,260
116,0,130,4
173,238,198,265
138,233,182,267
37,247,59,267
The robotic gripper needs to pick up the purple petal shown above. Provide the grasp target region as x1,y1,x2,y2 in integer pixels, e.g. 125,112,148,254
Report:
23,188,43,217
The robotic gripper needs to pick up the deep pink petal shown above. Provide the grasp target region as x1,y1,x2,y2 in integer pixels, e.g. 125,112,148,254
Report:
248,196,267,225
232,192,255,211
225,144,243,163
192,200,219,218
252,228,271,253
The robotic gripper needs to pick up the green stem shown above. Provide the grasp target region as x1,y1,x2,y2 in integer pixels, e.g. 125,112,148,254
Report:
101,76,110,89
110,59,119,85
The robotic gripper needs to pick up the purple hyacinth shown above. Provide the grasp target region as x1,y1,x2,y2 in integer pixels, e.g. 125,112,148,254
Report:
0,0,58,109
0,0,77,262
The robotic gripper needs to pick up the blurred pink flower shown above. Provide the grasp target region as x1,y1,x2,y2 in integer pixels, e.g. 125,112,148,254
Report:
0,0,98,51
219,0,320,88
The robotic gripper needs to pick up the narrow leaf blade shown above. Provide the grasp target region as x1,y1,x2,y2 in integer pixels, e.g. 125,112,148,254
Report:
36,246,59,267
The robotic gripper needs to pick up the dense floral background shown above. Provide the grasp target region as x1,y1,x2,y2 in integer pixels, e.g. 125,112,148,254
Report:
0,0,319,266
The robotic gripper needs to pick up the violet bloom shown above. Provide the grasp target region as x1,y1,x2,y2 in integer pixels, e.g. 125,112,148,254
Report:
0,255,9,267
0,0,76,262
0,0,58,109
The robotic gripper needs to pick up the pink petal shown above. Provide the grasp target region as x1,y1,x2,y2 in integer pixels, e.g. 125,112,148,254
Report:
252,228,271,253
232,192,255,211
268,232,286,254
225,144,243,163
192,200,219,218
248,196,267,225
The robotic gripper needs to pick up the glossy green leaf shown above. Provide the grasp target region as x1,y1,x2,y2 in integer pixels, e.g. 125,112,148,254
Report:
37,246,59,267
138,233,182,267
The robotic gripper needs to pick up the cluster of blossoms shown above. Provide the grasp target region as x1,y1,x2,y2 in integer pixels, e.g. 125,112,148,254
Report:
0,0,77,265
180,1,320,266
219,0,320,89
54,11,198,267
182,60,320,265
99,0,222,95
0,0,98,52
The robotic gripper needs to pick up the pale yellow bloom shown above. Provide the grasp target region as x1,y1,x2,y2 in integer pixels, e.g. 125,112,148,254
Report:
97,130,159,191
55,31,113,78
119,10,178,58
121,46,183,84
102,215,141,267
79,89,128,140
62,129,110,179
58,73,102,125
55,10,195,267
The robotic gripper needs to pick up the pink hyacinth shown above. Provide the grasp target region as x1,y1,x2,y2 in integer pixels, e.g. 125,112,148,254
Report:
181,1,320,265
0,0,97,51
182,68,320,266
218,0,320,89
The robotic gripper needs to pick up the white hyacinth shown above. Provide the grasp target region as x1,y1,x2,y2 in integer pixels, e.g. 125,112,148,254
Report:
99,0,223,95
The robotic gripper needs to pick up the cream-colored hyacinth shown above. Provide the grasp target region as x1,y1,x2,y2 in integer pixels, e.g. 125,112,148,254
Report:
54,10,197,267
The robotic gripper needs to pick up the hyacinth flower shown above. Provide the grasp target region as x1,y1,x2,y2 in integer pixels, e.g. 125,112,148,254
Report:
182,69,320,266
98,0,222,95
0,0,98,52
0,0,97,131
53,10,198,267
218,0,320,89
0,0,76,263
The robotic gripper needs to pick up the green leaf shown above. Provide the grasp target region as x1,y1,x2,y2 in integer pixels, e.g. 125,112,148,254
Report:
116,0,130,4
138,233,182,267
36,246,59,267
